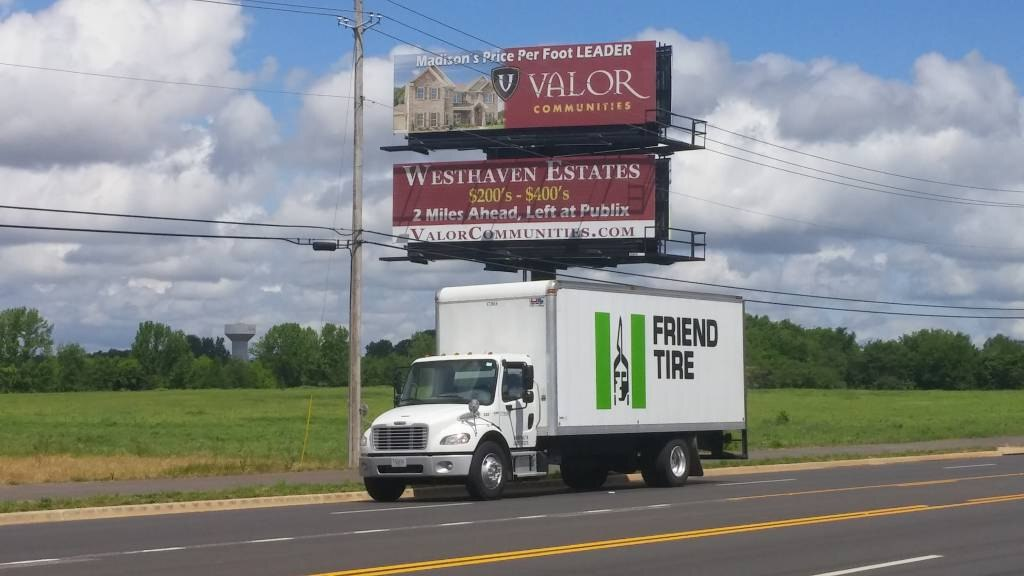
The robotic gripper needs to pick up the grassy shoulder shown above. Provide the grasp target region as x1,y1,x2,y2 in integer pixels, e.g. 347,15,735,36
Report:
748,389,1024,449
0,387,394,484
0,482,366,514
1,387,1023,485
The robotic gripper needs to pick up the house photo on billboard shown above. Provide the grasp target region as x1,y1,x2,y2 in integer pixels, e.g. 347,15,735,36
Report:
393,64,504,133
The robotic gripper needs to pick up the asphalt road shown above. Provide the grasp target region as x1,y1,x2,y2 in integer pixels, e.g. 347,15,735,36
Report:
2,455,1023,576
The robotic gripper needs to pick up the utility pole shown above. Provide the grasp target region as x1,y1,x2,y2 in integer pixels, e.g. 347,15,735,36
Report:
339,1,378,469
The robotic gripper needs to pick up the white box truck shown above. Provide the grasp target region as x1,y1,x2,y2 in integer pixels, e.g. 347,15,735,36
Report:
359,280,746,501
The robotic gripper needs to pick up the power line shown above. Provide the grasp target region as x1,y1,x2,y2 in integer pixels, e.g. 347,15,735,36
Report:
382,0,504,50
707,123,1024,195
706,137,1024,207
0,61,394,106
361,237,1024,319
0,222,339,245
361,229,1024,312
369,27,492,76
671,192,1014,254
0,203,349,235
187,0,349,17
704,147,1023,208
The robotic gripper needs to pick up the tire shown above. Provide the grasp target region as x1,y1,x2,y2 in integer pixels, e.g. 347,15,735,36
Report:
652,437,692,487
560,459,608,492
466,440,509,500
640,462,659,487
364,477,406,502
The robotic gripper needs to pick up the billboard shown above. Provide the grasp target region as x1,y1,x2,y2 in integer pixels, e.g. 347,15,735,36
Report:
393,41,657,133
393,155,656,243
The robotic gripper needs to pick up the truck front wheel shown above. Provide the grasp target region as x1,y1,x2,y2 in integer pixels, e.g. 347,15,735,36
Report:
466,441,509,500
644,437,692,488
364,477,407,502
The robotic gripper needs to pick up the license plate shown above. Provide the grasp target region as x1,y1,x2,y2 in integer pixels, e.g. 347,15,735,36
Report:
390,457,408,468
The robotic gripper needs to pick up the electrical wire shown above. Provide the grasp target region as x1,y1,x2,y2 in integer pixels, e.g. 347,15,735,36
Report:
360,238,1024,319
0,203,349,235
671,192,1015,254
0,61,393,109
382,0,504,50
0,222,335,245
187,0,348,17
704,148,1020,208
706,137,1024,207
707,123,1024,195
369,27,493,76
360,229,1024,312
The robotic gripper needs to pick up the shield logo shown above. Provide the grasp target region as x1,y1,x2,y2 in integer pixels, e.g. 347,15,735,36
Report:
491,66,520,101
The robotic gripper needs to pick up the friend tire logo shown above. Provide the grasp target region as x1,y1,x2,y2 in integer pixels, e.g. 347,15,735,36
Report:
594,312,646,410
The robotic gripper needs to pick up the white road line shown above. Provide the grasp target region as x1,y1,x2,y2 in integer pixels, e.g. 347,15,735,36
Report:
582,509,612,514
646,504,671,509
944,463,997,470
330,502,470,515
438,521,473,527
718,478,797,486
352,529,391,535
245,537,295,544
516,515,547,520
136,547,186,554
810,555,942,576
0,559,60,567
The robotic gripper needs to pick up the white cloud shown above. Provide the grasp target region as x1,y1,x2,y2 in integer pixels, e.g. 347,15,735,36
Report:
3,8,1024,352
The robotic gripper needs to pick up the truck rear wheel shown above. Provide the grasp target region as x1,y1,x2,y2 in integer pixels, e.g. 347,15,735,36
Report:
560,459,608,491
466,441,509,500
364,477,407,502
644,437,692,488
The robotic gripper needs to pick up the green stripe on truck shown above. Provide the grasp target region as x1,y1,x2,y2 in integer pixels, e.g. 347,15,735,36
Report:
631,313,646,409
595,312,611,410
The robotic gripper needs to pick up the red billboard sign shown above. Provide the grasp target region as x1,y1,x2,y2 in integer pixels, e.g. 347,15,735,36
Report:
393,41,657,133
393,155,656,242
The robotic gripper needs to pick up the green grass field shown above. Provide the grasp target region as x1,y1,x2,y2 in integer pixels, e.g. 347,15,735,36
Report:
1,387,1022,484
749,389,1024,448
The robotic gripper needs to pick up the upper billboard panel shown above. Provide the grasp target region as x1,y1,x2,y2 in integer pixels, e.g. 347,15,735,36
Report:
393,41,657,134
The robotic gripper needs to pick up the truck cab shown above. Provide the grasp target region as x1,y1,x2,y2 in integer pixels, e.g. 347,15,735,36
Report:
359,353,542,501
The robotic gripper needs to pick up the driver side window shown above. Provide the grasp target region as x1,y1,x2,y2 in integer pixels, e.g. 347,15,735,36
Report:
502,367,524,402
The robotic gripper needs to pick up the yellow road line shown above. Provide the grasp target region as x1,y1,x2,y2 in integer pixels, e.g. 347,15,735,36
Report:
308,505,931,576
310,492,1024,576
727,471,1024,501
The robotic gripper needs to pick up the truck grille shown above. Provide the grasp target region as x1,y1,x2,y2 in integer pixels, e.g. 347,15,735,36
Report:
372,425,428,450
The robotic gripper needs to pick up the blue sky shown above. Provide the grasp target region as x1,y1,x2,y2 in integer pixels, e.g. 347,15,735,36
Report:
225,0,1024,88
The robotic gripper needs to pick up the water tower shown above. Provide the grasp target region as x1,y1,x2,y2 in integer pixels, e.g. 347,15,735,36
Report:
224,323,256,361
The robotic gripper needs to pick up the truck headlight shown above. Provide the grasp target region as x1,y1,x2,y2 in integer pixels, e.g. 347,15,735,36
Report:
440,432,471,445
360,434,369,450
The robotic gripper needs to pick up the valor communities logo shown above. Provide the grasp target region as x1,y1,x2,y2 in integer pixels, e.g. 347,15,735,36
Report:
594,312,720,410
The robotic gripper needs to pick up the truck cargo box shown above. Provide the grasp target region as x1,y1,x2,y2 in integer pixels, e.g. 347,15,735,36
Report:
436,280,745,436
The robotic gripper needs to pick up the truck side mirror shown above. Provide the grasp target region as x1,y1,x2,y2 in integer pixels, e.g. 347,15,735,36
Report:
523,365,534,390
392,367,408,407
523,390,535,403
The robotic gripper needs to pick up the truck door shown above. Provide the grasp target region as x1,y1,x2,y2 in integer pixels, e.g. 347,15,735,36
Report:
499,363,538,451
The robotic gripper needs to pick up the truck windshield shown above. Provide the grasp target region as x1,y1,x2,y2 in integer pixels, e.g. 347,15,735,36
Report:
398,359,498,406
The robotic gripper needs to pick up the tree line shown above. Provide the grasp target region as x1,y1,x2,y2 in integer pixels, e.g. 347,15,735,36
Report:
3,306,1024,392
0,307,434,393
745,315,1024,390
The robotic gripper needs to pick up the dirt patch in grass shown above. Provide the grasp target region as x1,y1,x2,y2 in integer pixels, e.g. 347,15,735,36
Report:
0,455,301,485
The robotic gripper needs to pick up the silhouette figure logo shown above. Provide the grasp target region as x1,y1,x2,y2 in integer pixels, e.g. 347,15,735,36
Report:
594,312,646,410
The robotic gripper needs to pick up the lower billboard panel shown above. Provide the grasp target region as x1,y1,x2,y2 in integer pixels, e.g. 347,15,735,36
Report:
393,155,655,242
